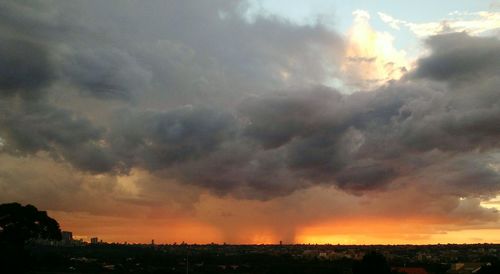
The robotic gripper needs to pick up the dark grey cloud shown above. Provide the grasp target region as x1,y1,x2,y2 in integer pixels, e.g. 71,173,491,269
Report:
0,1,71,40
0,0,339,173
240,88,344,149
108,107,238,171
222,33,499,197
0,102,101,153
421,153,500,197
0,101,116,174
0,39,53,99
62,47,152,100
335,162,396,192
170,144,298,199
0,0,340,104
0,0,498,205
413,32,500,83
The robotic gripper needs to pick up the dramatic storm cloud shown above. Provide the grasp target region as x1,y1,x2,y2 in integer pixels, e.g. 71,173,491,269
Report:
0,0,499,243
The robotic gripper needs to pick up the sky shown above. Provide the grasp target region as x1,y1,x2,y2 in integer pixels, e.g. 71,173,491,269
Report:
0,0,499,244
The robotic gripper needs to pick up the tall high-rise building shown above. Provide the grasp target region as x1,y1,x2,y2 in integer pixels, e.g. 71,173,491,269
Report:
90,237,99,244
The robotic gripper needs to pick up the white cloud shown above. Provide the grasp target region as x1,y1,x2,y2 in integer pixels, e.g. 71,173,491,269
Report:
340,10,409,91
378,11,500,37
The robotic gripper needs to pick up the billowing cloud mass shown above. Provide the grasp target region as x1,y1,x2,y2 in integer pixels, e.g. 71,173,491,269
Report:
0,0,499,243
342,10,409,90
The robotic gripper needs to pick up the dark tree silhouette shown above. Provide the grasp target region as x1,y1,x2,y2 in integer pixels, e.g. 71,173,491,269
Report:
0,202,61,245
0,202,62,273
353,251,392,274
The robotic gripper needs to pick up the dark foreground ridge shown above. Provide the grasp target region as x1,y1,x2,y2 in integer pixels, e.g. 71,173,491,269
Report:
9,242,500,274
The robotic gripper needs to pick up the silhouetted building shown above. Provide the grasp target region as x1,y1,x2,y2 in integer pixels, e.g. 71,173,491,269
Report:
90,237,98,244
61,231,73,245
62,231,73,241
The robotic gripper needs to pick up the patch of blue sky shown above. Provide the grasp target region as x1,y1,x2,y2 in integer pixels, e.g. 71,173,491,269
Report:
246,0,495,55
